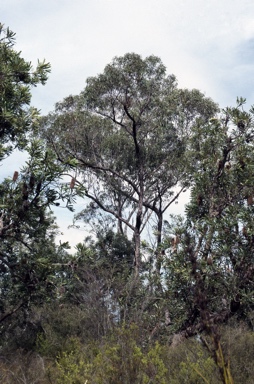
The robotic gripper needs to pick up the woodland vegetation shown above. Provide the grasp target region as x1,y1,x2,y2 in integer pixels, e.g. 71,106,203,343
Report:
0,23,253,383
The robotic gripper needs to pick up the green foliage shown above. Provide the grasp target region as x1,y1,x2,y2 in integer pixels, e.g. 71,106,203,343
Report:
35,302,107,357
1,319,254,383
0,139,72,342
40,53,218,275
54,325,169,384
0,24,72,346
167,339,220,384
1,26,254,382
0,23,50,158
55,338,90,384
162,101,254,383
221,325,254,384
164,101,254,330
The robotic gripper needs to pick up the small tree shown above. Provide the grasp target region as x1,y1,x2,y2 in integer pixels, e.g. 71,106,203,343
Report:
0,24,73,345
165,99,254,384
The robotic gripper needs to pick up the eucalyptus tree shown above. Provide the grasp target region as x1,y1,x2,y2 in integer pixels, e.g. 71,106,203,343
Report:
40,53,218,276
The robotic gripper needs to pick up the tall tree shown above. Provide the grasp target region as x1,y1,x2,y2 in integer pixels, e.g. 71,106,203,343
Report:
40,53,218,276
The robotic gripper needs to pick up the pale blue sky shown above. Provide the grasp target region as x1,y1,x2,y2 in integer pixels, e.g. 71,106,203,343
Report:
1,0,254,248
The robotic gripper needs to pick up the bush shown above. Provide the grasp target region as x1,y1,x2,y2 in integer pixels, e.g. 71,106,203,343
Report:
221,325,254,384
54,325,169,384
167,337,220,384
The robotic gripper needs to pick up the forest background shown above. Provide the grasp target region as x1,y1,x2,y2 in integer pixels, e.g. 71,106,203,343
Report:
0,1,254,383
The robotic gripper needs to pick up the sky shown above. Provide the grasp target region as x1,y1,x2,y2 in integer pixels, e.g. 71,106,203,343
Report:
1,0,254,249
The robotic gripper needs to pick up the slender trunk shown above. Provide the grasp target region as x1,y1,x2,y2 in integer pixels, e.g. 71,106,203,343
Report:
212,332,234,384
134,229,141,277
155,210,163,275
134,191,143,277
131,116,143,278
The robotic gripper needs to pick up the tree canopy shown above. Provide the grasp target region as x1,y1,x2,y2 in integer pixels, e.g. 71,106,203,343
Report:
40,53,218,275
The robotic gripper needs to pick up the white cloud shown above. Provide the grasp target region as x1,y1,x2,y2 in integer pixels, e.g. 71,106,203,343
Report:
2,0,254,109
242,18,254,39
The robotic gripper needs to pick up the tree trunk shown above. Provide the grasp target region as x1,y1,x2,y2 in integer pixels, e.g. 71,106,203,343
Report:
155,210,163,275
133,196,142,277
213,333,234,384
